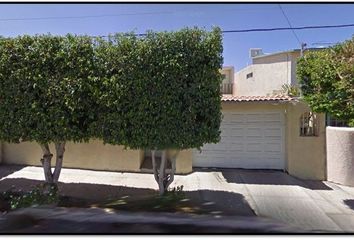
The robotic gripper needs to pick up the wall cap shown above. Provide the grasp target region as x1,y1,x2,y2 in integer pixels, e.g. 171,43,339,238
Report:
326,126,354,131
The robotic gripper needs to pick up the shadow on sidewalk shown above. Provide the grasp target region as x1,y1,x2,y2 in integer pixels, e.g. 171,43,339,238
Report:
220,169,332,190
0,165,26,179
343,199,354,211
0,177,255,217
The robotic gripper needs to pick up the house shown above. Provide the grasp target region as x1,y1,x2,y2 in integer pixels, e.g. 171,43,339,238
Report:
234,48,301,96
0,48,328,181
193,48,327,181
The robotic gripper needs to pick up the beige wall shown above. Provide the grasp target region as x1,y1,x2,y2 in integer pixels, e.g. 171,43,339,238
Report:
290,52,301,86
220,66,234,84
326,127,354,186
1,101,327,180
2,140,143,172
176,150,193,174
235,53,292,96
234,51,301,96
2,140,192,175
192,101,327,180
286,101,326,180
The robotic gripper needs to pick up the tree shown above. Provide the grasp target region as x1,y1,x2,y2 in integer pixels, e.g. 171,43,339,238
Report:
0,34,98,184
297,37,354,127
93,27,223,194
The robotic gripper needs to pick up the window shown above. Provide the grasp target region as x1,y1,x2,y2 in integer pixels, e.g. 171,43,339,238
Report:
246,72,253,79
300,112,319,137
221,74,227,80
326,114,349,127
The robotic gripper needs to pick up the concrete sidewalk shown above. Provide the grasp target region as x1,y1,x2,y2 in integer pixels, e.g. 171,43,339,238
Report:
1,165,354,232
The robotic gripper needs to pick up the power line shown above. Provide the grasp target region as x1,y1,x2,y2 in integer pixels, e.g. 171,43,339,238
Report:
221,23,354,34
278,4,302,45
92,23,354,38
1,23,354,39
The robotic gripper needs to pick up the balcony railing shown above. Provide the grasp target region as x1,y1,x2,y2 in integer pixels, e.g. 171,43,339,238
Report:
221,83,233,94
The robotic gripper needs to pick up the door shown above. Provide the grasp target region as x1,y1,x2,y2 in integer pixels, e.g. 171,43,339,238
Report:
193,111,285,169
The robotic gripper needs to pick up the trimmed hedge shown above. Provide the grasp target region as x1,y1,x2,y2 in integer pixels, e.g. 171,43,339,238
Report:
0,27,223,151
0,34,99,144
93,27,224,150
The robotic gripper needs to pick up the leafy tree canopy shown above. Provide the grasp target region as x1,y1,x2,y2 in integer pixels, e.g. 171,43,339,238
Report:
297,36,354,127
0,34,98,144
93,27,224,150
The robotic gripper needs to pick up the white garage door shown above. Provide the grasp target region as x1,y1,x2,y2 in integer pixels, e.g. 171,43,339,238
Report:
193,111,285,169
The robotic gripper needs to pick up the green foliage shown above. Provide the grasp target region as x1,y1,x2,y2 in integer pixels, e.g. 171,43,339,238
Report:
1,184,59,210
93,27,224,150
102,185,186,213
297,37,354,126
281,84,300,97
0,34,99,144
0,27,223,151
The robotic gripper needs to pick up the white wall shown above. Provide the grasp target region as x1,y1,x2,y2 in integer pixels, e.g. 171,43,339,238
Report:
220,67,234,84
326,127,354,186
234,52,300,96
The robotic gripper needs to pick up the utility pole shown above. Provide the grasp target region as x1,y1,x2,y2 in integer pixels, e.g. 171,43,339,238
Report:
300,42,307,56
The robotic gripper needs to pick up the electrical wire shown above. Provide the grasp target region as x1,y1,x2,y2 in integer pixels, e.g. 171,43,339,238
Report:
1,23,354,38
278,4,302,45
220,23,354,34
80,22,354,38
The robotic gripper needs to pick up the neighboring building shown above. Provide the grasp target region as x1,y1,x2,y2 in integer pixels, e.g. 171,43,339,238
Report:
235,48,307,96
220,66,234,94
0,48,328,181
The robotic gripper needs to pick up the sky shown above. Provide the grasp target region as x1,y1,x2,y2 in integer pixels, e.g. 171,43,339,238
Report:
0,3,353,70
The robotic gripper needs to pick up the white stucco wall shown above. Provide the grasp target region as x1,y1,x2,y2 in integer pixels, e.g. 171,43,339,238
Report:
220,67,234,84
234,51,300,96
327,127,354,186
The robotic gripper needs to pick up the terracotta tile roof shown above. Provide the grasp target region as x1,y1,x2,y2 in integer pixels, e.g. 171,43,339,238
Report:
221,94,295,102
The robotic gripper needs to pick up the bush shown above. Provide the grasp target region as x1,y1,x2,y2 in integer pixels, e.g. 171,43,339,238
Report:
1,184,59,210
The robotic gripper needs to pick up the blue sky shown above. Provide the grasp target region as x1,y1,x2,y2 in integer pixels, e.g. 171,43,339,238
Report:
0,3,353,70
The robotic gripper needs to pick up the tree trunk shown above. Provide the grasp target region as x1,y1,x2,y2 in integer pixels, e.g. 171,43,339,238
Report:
39,142,66,184
151,149,179,195
151,150,159,183
53,142,66,183
158,151,167,195
165,151,178,190
40,144,54,184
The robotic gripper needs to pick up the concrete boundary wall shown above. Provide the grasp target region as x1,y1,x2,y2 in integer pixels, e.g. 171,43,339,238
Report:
327,126,354,186
2,140,143,173
286,102,326,180
0,101,328,180
1,140,192,174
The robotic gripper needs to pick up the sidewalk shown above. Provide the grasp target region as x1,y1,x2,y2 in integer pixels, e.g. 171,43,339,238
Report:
1,165,354,232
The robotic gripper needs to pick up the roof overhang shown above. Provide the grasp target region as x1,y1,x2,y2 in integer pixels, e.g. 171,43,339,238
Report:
221,94,296,103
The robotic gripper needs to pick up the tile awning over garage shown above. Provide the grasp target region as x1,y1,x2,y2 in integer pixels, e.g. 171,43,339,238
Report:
221,94,295,102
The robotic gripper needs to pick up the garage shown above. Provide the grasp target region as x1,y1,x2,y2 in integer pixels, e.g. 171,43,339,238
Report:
193,110,285,169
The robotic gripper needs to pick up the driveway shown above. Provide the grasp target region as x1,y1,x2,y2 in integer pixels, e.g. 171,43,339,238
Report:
1,165,354,232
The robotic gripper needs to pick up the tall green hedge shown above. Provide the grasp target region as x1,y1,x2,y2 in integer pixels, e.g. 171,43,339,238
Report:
93,27,224,150
0,34,98,144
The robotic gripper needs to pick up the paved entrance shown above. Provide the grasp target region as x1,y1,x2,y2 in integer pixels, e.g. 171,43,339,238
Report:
1,165,354,232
